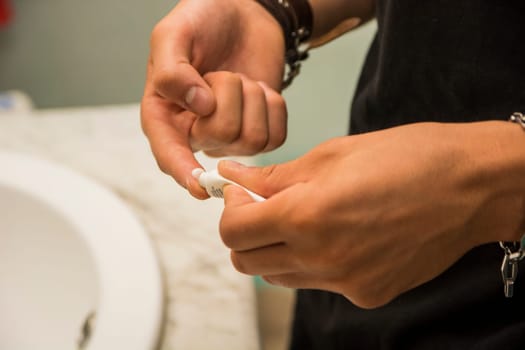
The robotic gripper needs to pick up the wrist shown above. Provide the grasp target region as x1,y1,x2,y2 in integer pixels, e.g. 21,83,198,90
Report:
461,120,525,244
254,0,313,89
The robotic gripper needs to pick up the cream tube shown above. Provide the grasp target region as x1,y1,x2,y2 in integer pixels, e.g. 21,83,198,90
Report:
192,168,266,202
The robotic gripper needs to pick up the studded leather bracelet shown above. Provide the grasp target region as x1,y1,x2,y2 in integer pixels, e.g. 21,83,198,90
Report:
255,0,313,89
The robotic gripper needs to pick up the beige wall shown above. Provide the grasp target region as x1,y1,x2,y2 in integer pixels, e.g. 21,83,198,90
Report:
0,0,176,108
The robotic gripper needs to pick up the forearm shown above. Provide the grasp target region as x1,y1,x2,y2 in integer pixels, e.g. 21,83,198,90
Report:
309,0,375,39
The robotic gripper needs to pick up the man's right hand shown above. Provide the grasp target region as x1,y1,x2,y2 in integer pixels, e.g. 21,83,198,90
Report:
140,0,287,198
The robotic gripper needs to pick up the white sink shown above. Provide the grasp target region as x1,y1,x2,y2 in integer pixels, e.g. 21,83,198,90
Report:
0,151,164,350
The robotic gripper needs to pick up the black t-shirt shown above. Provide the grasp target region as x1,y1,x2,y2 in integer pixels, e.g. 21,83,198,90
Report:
351,0,525,133
290,1,525,349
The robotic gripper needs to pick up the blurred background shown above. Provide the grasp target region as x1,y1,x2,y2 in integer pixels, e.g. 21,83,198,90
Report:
0,0,173,108
0,1,376,349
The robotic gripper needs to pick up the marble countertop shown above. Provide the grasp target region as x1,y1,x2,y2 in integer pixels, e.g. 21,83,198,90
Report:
0,104,259,350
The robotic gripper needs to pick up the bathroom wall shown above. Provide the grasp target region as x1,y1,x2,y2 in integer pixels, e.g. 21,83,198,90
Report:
0,0,376,162
0,0,176,108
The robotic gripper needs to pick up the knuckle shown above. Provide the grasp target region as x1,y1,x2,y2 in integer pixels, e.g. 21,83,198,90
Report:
230,252,249,274
224,71,243,86
260,163,278,178
207,71,242,87
139,106,149,135
263,275,290,288
194,117,241,149
347,291,393,310
152,67,177,95
286,201,322,235
218,217,237,249
268,92,286,111
266,127,287,150
241,130,269,154
155,157,169,175
266,101,287,150
148,143,171,175
243,79,265,98
257,164,286,194
213,120,242,144
149,22,165,47
339,274,396,309
307,244,349,274
324,244,352,269
266,91,286,117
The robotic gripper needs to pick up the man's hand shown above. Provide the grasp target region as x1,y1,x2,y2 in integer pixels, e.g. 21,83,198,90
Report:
219,121,525,308
140,0,287,198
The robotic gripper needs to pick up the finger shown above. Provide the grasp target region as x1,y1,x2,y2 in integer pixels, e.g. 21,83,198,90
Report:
262,273,381,308
141,64,209,199
213,76,270,156
217,159,309,198
205,79,286,158
262,272,333,291
141,106,209,200
230,243,298,275
149,19,216,116
190,72,243,151
223,183,258,207
220,185,284,250
257,81,287,152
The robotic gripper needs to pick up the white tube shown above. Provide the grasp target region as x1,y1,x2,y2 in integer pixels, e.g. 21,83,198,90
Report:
192,168,266,202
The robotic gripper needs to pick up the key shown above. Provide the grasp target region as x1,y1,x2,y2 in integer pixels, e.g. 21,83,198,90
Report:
499,236,525,298
501,252,520,298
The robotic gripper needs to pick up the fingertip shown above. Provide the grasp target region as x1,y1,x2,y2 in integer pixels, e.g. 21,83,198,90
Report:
185,85,216,116
261,275,277,286
186,176,210,200
191,167,205,180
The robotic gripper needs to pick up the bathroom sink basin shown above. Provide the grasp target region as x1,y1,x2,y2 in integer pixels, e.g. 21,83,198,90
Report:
0,151,163,350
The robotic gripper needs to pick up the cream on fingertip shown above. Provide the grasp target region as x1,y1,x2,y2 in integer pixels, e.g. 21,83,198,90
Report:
191,168,205,179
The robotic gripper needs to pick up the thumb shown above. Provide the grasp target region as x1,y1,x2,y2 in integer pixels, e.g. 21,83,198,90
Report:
149,19,216,116
218,159,304,198
223,184,257,208
152,60,216,117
